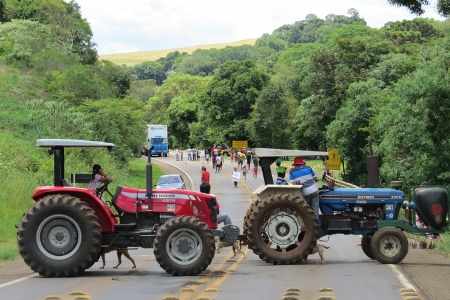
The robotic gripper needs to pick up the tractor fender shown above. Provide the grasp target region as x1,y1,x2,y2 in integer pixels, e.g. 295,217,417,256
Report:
31,186,115,232
253,184,305,202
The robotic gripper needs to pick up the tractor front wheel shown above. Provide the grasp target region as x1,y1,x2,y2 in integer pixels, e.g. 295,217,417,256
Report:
154,216,215,276
17,194,102,277
370,227,408,264
247,194,318,265
361,235,376,260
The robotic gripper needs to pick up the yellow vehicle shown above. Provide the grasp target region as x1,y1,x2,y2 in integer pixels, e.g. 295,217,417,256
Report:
220,140,249,156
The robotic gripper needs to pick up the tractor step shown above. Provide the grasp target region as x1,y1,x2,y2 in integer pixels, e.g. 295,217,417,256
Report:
114,223,136,231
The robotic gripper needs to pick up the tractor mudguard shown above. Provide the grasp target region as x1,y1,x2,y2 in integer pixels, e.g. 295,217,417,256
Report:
32,186,116,232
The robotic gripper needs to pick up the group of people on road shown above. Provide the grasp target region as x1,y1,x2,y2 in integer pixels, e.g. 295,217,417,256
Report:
175,148,201,161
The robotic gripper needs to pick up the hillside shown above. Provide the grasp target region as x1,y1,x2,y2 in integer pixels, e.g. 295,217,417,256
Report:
99,38,257,66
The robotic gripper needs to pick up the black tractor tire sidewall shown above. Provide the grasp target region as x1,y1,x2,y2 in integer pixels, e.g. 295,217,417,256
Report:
17,194,102,277
370,227,408,264
361,234,376,260
247,194,318,265
154,215,215,276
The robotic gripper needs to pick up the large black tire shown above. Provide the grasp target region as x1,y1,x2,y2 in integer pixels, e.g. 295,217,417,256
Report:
247,194,318,265
243,201,259,250
154,216,215,276
17,194,102,277
370,227,408,264
361,234,376,260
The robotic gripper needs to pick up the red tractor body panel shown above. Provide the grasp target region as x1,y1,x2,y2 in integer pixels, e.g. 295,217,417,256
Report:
31,186,116,232
114,187,219,229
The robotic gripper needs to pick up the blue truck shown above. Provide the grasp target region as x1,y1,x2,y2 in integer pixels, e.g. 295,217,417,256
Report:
147,124,168,157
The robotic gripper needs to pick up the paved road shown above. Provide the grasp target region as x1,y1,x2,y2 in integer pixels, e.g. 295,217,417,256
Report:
0,155,441,300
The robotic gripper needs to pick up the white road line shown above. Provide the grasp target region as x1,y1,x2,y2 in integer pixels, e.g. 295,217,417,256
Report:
0,274,35,289
388,264,416,290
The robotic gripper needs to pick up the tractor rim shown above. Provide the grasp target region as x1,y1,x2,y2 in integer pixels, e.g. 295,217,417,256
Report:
378,235,401,257
261,208,305,252
166,228,202,265
36,214,82,260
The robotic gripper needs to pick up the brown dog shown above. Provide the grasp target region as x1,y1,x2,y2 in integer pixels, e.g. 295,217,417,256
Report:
302,244,330,264
100,247,136,269
214,236,246,258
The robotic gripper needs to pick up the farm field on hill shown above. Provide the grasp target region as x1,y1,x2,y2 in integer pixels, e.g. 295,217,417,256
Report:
99,38,257,66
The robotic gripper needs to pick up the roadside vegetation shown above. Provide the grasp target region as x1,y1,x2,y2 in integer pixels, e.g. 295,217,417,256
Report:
1,0,449,261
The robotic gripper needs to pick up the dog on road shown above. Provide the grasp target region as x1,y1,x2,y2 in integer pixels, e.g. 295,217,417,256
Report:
302,244,330,264
99,247,136,269
214,236,246,258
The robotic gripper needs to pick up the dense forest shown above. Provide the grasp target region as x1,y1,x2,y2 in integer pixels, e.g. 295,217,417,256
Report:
2,0,450,188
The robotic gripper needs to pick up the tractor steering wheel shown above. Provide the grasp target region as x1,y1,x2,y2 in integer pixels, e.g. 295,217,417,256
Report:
96,179,113,201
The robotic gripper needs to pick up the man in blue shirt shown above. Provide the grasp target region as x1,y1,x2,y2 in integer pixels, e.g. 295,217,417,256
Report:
289,157,320,222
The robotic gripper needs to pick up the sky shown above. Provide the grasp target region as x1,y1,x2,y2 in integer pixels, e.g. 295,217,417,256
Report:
73,0,446,55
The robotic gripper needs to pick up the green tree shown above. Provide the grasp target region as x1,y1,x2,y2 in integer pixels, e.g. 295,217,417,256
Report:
250,79,295,148
47,64,114,105
0,0,6,23
128,79,157,102
388,0,450,17
255,34,287,52
95,60,130,98
375,37,450,186
0,19,57,63
132,60,166,84
4,0,37,20
146,74,209,125
326,80,384,185
202,59,269,141
79,98,146,159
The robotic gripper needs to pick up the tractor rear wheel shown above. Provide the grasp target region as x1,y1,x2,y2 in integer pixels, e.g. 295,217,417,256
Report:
370,227,408,264
243,201,258,250
361,235,376,260
154,216,215,276
17,194,102,277
247,194,318,265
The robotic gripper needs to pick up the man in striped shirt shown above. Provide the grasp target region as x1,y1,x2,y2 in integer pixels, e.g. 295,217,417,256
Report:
275,166,288,185
289,157,320,222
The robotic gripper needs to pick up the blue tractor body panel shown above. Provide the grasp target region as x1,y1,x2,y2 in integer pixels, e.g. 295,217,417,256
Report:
319,188,405,220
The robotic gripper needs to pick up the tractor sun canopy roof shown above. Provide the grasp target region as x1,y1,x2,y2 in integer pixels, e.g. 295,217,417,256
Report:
254,148,327,157
36,139,116,149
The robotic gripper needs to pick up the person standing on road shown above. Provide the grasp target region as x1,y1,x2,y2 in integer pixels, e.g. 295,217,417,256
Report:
215,154,223,173
232,167,240,188
253,155,258,168
200,166,211,193
289,157,320,222
246,150,252,169
242,165,247,180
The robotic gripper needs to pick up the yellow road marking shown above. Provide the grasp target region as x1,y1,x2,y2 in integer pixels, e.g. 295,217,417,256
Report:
172,161,254,300
177,250,236,300
195,248,249,299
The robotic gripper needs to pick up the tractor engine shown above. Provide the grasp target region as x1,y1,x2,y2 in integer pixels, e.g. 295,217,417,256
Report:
318,187,405,234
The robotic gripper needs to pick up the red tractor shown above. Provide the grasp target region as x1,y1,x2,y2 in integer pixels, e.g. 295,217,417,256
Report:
17,139,239,277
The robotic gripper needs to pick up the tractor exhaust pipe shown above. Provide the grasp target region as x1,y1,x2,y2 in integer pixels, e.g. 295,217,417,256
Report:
146,146,154,211
366,136,380,188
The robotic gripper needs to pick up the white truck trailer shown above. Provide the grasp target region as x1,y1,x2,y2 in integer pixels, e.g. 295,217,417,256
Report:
147,125,168,157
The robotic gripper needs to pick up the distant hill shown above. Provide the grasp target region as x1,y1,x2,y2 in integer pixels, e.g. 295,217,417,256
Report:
99,38,258,66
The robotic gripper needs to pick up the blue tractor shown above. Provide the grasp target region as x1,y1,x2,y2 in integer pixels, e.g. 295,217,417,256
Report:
242,148,449,265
